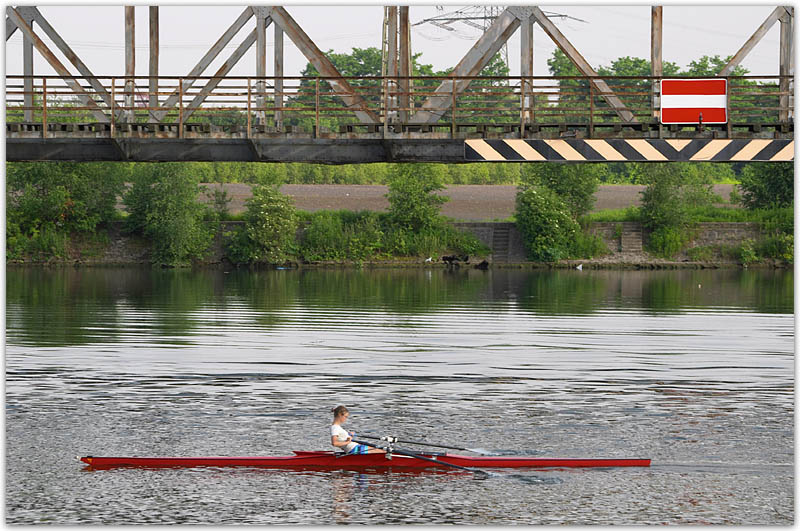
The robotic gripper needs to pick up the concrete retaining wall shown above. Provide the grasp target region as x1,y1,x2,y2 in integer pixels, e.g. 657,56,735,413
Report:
457,221,765,262
588,221,762,256
91,220,768,265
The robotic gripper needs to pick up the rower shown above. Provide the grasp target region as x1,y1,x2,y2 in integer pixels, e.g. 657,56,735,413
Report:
330,406,386,455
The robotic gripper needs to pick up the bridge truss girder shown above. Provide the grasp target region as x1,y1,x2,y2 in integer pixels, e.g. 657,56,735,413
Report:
4,4,794,153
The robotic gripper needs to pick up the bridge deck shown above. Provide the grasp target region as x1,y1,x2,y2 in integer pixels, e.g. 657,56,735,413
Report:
6,74,793,162
7,136,793,163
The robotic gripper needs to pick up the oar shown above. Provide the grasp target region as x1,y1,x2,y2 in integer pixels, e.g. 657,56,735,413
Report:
351,438,489,479
358,434,495,455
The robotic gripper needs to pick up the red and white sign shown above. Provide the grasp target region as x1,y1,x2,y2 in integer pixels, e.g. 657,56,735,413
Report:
660,79,727,124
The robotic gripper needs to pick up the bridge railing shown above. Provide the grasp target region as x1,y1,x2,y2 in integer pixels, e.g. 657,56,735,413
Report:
5,74,793,138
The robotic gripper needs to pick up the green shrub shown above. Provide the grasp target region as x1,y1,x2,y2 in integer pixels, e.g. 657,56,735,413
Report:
739,239,758,266
381,226,412,256
123,163,214,266
640,164,689,230
299,210,384,261
686,245,714,261
520,163,602,218
729,186,742,205
227,185,297,264
6,220,24,260
401,229,445,257
515,186,579,262
570,230,609,259
224,227,256,265
440,226,490,257
758,233,793,263
738,162,793,209
7,162,125,235
18,224,68,260
756,207,793,234
613,223,623,240
347,221,384,260
718,244,741,261
299,211,346,260
208,184,232,218
647,226,690,258
7,162,125,260
386,163,449,231
378,223,487,258
639,163,717,257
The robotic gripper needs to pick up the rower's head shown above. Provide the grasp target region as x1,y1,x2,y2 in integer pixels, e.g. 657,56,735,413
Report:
332,405,350,423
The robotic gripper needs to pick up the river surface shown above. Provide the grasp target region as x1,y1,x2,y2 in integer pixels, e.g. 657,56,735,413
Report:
5,267,794,524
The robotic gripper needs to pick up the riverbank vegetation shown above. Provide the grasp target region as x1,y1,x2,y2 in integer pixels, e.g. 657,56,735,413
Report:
224,164,489,266
580,162,793,264
6,162,126,261
6,159,791,267
512,158,792,265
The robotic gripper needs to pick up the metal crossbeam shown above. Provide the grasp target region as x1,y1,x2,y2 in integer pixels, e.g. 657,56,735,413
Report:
719,6,787,76
6,6,108,122
529,6,636,123
182,28,261,122
28,7,118,116
410,8,521,124
151,7,255,122
264,6,380,124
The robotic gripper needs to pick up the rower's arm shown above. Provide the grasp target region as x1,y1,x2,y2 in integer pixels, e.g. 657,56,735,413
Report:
331,435,352,448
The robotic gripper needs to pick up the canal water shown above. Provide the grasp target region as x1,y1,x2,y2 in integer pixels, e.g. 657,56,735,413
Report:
5,267,794,524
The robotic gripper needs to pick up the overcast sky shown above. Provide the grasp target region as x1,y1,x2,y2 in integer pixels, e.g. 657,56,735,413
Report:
4,4,787,80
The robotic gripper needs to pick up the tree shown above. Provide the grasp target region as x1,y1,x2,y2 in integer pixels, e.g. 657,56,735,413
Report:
638,162,717,257
684,55,747,76
515,185,579,262
520,163,605,219
291,47,447,130
123,163,214,266
7,162,126,234
738,163,794,209
227,185,298,265
7,161,127,260
386,163,449,231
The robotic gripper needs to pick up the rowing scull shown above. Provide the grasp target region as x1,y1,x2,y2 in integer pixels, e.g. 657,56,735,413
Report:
79,451,650,470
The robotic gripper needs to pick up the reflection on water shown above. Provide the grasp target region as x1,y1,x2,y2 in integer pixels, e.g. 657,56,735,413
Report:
6,267,793,346
5,267,794,524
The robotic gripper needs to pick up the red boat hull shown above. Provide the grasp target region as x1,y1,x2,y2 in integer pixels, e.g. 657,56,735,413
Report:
80,451,650,470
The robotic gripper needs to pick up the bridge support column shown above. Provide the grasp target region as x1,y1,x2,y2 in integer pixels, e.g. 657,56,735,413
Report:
520,14,533,135
779,7,793,122
650,6,662,121
148,7,158,123
398,6,411,123
23,18,33,121
256,10,268,125
274,24,283,130
124,6,135,123
386,6,398,124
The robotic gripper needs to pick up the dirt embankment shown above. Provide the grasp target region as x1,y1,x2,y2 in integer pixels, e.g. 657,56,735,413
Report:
206,184,736,221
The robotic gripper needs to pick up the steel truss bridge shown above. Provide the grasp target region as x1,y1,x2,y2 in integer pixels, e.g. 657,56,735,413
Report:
5,5,795,163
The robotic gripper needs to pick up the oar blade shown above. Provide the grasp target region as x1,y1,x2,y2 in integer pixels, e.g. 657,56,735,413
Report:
464,448,500,456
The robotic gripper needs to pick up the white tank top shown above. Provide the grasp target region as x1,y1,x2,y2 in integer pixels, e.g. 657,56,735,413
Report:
330,424,356,453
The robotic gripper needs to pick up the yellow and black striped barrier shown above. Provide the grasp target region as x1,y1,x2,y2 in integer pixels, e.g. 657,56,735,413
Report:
465,138,794,162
